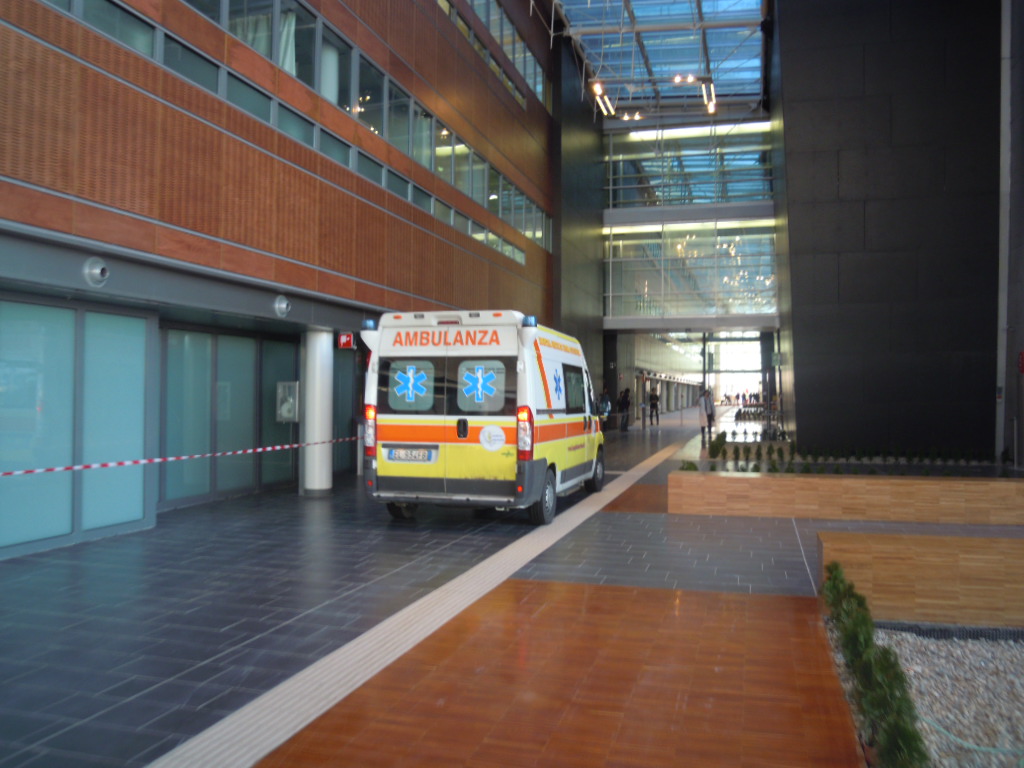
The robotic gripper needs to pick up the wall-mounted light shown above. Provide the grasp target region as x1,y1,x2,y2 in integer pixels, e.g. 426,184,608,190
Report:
274,295,292,318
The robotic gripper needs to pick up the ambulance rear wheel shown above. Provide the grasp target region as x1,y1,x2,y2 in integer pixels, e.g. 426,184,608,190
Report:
528,469,556,525
585,449,605,493
387,502,417,520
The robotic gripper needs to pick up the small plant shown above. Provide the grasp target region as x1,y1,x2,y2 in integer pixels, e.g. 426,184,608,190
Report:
750,462,760,473
785,462,795,473
755,443,763,462
742,444,752,463
732,445,740,465
709,462,717,472
800,462,812,474
823,562,930,768
681,460,699,471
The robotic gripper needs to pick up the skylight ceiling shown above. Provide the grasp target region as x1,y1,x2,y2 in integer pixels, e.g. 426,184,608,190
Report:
556,0,769,121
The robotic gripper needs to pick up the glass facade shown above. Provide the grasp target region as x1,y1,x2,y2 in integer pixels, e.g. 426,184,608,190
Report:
0,302,75,547
0,300,152,550
81,313,146,530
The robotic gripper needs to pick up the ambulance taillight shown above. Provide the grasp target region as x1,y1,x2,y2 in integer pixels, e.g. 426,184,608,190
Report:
517,406,534,461
364,405,377,457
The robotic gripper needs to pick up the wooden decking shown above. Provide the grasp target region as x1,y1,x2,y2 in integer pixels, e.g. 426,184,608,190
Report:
257,580,864,768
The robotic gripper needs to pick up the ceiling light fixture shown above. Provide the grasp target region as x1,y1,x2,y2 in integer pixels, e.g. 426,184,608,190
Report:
591,81,615,117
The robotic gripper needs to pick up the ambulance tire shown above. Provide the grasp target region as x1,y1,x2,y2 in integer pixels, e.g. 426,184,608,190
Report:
528,469,557,525
387,502,417,520
584,449,605,493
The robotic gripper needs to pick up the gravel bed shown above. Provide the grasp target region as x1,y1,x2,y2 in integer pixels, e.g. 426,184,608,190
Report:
827,623,1024,767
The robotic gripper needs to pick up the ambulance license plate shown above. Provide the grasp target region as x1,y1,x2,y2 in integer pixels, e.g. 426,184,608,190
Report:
389,448,431,462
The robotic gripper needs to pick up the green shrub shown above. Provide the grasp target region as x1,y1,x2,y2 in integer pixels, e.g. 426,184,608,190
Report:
681,460,699,471
822,562,930,768
877,712,929,768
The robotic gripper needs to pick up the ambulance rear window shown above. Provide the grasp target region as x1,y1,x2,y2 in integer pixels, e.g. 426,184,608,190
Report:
380,358,442,414
455,359,514,415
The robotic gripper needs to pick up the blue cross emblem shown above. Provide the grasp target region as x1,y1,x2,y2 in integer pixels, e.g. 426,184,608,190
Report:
553,370,563,400
463,366,497,403
395,365,428,402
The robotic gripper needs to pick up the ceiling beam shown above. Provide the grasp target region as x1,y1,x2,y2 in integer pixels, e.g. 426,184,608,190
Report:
567,17,762,37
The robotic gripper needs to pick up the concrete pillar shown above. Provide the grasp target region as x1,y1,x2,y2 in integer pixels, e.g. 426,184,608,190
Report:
301,328,333,496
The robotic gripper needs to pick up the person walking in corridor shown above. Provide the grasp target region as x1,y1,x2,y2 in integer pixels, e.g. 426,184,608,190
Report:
649,389,660,426
617,388,631,432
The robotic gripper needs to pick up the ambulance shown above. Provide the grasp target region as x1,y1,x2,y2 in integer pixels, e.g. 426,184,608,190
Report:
360,310,605,524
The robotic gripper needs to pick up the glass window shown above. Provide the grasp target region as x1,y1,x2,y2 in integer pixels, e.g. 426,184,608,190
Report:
453,211,469,234
471,0,488,26
42,0,72,10
501,15,515,61
434,199,452,225
228,0,272,58
164,38,218,93
412,186,432,212
321,131,350,166
165,330,212,500
0,302,74,547
227,74,271,121
471,153,487,206
83,0,154,56
500,180,515,225
181,0,219,23
356,151,383,183
386,170,409,199
456,359,510,414
563,364,586,414
487,168,500,216
356,56,384,134
470,220,487,243
514,31,525,77
279,0,315,86
454,13,470,40
513,187,526,232
434,122,452,184
278,105,314,146
488,1,501,39
436,0,451,13
387,83,411,153
453,136,471,196
381,359,441,414
412,107,433,169
320,29,352,110
82,312,146,530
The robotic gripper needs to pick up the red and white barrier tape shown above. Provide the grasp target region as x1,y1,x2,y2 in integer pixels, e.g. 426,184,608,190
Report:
0,436,359,478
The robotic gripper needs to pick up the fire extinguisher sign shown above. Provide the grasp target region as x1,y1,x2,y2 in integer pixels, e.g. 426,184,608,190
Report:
337,332,354,349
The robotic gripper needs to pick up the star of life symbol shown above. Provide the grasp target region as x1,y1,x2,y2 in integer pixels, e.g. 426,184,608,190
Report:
463,366,497,403
395,365,428,402
553,370,563,400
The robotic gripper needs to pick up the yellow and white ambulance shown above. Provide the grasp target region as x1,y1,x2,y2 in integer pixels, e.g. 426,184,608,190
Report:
360,310,605,524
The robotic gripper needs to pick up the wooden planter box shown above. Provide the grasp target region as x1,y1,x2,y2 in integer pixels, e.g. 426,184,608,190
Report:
667,471,1024,525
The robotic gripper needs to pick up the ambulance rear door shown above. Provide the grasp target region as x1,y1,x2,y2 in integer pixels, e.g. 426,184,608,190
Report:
374,319,519,503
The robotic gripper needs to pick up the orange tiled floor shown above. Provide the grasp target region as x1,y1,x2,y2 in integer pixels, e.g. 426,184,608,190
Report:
257,580,864,767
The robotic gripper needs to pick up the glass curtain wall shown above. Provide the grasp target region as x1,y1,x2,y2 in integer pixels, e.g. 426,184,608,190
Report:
164,331,298,503
605,221,777,318
607,122,773,208
0,300,151,551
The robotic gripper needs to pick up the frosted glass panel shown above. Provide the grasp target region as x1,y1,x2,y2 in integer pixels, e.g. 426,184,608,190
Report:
216,336,255,491
82,313,146,530
0,302,74,546
261,340,297,485
165,330,212,500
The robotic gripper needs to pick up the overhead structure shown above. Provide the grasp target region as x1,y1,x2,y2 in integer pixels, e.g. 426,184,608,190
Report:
555,0,770,122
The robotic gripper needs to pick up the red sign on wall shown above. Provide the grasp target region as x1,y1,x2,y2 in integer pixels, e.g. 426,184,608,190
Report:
338,332,354,349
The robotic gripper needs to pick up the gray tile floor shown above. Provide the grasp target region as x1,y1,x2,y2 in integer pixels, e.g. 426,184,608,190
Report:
1,408,1019,767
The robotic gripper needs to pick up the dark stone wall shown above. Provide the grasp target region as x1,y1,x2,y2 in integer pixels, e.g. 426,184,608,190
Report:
775,0,1001,458
551,34,606,373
